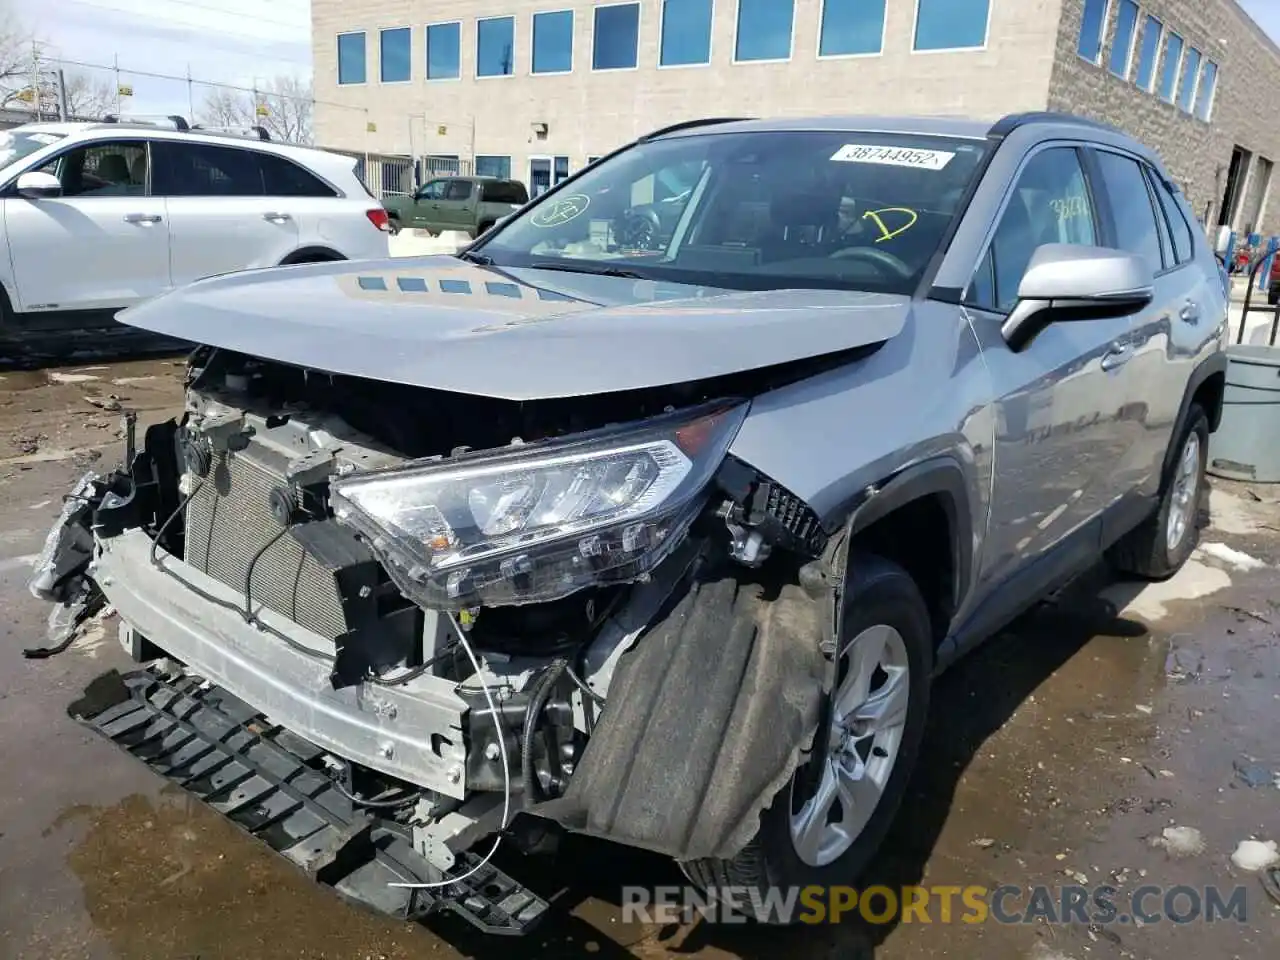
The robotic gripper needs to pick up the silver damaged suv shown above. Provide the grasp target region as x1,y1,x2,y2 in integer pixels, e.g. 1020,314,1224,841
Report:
32,113,1228,934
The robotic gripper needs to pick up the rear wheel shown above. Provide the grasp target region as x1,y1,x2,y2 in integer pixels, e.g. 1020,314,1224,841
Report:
680,553,933,921
1109,403,1208,580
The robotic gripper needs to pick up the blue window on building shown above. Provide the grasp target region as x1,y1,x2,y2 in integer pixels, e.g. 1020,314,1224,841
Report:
593,3,640,70
914,0,989,51
1108,0,1138,78
1133,15,1162,90
736,0,794,61
533,10,574,73
380,27,411,82
337,32,366,84
478,16,515,77
1195,60,1219,121
426,22,460,80
1076,0,1107,63
476,155,512,179
819,0,885,57
1177,46,1202,112
660,0,713,66
1159,32,1184,102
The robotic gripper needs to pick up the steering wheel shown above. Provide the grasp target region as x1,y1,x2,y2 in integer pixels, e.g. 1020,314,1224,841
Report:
828,246,913,278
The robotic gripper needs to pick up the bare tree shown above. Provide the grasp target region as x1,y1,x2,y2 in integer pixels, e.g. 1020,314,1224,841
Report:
0,11,35,109
60,71,116,119
198,75,313,144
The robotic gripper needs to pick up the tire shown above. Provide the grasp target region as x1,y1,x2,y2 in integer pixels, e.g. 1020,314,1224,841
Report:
1108,403,1209,580
680,552,934,922
387,217,401,236
1268,285,1279,306
476,221,495,238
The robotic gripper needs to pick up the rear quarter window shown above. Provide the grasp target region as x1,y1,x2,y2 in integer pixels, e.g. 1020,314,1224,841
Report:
260,153,338,197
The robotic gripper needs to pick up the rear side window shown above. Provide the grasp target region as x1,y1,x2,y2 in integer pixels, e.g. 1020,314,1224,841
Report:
482,180,527,204
1148,171,1196,265
1093,150,1163,273
445,179,473,201
259,153,337,197
154,142,263,196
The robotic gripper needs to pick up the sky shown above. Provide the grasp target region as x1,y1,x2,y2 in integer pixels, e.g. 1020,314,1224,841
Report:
8,0,311,117
1238,0,1280,44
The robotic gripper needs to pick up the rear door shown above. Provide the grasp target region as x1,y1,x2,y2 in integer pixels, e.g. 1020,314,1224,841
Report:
153,140,301,284
434,178,475,230
3,137,170,311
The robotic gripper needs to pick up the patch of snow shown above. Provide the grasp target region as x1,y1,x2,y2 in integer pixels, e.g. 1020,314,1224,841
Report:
1198,541,1267,571
1230,839,1279,872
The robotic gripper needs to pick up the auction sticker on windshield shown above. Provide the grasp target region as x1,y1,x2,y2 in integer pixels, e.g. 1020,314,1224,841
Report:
830,144,955,170
531,194,590,228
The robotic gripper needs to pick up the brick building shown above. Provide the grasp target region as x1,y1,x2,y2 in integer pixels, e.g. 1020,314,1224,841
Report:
311,0,1280,233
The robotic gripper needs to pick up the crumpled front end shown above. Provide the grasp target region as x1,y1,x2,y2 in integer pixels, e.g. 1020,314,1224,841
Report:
32,345,838,932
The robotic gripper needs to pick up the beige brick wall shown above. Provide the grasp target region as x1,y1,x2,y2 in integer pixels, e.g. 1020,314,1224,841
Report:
311,0,1063,180
1047,0,1280,235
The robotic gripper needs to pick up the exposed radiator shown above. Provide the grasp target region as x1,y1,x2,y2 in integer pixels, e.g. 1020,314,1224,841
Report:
184,451,348,640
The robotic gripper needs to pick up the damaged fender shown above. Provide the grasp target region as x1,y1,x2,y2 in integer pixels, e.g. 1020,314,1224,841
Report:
535,564,830,862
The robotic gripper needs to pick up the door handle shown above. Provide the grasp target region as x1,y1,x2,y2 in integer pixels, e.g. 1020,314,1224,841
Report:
1100,343,1132,372
123,213,162,224
1180,299,1201,324
263,212,292,223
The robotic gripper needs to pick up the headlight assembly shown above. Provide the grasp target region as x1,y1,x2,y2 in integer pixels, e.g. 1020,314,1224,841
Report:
330,402,748,608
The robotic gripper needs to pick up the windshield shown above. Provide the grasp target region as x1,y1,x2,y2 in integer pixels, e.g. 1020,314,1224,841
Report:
0,129,66,171
476,130,988,294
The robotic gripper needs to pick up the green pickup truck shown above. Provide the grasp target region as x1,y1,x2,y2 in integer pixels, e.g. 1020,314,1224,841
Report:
382,175,529,238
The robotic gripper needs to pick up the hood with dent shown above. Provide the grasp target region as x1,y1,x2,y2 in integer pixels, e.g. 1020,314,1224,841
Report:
119,255,910,401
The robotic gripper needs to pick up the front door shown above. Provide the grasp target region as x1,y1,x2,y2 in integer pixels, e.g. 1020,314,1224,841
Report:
4,138,170,312
968,145,1140,590
152,140,300,285
410,179,449,230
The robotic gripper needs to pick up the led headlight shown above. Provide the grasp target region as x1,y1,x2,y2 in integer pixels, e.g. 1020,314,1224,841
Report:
330,402,748,608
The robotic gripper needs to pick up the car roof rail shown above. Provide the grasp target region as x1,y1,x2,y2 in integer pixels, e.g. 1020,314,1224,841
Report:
190,123,272,141
102,113,190,131
988,111,1122,139
638,117,753,141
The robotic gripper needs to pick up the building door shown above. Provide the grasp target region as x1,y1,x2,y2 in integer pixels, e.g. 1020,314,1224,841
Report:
529,157,552,197
1219,147,1248,229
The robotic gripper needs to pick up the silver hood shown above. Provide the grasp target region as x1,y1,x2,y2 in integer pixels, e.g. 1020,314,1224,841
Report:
119,255,910,401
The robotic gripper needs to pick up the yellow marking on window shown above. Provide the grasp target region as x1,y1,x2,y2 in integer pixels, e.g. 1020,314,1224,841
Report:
861,207,919,243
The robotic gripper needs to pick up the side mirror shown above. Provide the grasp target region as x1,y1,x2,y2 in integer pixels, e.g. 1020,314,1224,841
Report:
15,171,63,200
1002,244,1154,352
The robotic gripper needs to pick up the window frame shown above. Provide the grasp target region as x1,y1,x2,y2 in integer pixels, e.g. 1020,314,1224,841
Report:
962,141,1104,316
476,15,517,79
378,26,413,84
425,20,463,82
532,8,575,76
1144,164,1199,270
658,0,714,69
1076,0,1110,66
1176,47,1203,114
912,0,991,55
592,1,642,73
1133,14,1163,93
816,0,887,60
1086,145,1169,276
732,0,796,65
475,155,512,180
337,31,368,86
1158,32,1185,104
1107,0,1140,80
1195,60,1219,122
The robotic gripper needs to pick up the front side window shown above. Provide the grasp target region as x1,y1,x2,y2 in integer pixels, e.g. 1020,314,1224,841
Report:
38,140,147,198
1077,0,1107,63
418,179,448,201
736,0,794,62
380,27,411,82
661,0,713,66
477,16,515,77
1159,33,1184,102
1108,0,1139,78
970,148,1097,313
1134,15,1162,91
593,3,640,70
1195,61,1219,121
476,156,512,179
820,0,886,57
477,130,989,296
914,0,990,52
1177,47,1202,112
533,10,574,74
153,143,262,197
1094,151,1163,274
337,32,366,84
427,22,461,80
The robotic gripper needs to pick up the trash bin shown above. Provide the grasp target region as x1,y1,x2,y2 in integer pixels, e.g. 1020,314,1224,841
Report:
1207,344,1280,482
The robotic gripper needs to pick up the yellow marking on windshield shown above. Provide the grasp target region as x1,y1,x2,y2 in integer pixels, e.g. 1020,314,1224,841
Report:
861,207,919,243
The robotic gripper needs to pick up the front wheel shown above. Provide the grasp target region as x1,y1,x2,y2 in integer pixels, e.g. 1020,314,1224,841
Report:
680,553,933,920
1108,404,1209,580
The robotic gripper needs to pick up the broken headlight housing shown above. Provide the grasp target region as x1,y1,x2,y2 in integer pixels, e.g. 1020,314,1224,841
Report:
330,402,748,608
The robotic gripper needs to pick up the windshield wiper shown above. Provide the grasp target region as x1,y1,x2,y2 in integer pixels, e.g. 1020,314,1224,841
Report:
457,250,494,265
528,261,648,279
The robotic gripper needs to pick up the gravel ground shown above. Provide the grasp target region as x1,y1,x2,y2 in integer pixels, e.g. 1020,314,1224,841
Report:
0,354,1278,960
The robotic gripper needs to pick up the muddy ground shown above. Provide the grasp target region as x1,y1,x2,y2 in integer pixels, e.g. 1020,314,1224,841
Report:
0,353,1278,960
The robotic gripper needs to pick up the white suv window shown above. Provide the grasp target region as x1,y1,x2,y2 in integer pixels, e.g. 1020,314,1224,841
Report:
37,140,148,198
149,142,336,198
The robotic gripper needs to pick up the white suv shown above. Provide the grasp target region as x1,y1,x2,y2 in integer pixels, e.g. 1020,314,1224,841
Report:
0,117,390,329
